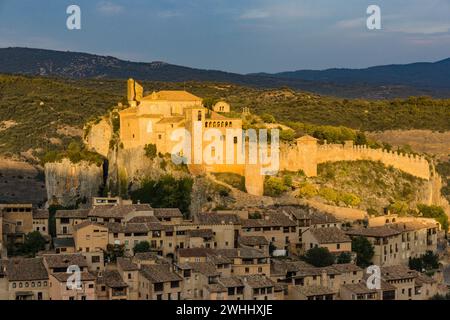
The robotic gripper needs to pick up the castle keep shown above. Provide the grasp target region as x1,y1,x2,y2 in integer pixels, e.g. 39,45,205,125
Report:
118,79,431,196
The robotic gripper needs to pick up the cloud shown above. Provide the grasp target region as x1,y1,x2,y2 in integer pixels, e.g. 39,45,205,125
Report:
238,1,324,21
157,10,183,19
239,9,270,20
335,17,366,29
97,1,124,16
387,23,450,35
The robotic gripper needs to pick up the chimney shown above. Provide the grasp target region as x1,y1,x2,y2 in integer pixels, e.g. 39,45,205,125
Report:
137,200,141,205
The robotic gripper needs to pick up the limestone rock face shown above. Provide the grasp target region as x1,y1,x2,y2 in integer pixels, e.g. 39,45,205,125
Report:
85,118,112,158
45,158,104,206
107,147,191,195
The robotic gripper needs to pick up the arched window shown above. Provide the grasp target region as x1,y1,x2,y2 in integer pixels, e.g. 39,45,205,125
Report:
197,111,202,121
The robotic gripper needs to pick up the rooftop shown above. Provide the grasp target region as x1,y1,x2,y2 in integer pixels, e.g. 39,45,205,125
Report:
55,209,89,219
153,208,183,219
241,275,274,289
187,229,214,239
346,226,402,238
52,271,96,283
294,285,336,297
381,265,417,281
52,237,75,248
140,265,183,283
239,236,269,247
242,213,296,228
43,254,88,269
196,213,241,225
341,282,378,295
117,257,139,272
309,227,351,244
141,90,202,102
7,258,48,281
33,209,49,219
101,270,128,288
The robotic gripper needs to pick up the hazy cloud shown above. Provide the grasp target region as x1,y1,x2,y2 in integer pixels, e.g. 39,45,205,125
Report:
97,1,124,16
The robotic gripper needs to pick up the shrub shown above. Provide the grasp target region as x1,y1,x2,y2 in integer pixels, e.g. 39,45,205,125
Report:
130,175,193,217
264,177,289,197
416,204,448,232
297,183,318,198
134,241,151,253
352,236,375,268
303,247,335,267
144,144,157,160
337,252,352,264
339,192,361,207
319,187,339,204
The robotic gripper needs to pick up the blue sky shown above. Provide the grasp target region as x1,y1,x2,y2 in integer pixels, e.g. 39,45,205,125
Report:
0,0,449,73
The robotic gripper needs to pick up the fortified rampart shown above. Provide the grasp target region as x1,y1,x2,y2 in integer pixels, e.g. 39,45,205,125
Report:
279,137,430,181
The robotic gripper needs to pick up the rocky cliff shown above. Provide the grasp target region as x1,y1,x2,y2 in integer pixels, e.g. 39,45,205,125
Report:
45,158,104,206
85,117,113,158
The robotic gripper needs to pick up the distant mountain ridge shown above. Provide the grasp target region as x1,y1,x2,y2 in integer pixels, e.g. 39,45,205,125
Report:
1,47,449,99
254,58,450,90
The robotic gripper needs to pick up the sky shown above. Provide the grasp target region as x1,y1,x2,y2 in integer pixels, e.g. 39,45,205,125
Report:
0,0,449,73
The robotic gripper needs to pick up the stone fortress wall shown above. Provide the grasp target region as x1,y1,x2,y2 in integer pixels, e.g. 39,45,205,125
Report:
278,137,430,180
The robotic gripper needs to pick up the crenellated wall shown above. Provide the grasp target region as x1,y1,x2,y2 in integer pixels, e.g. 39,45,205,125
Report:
316,141,430,180
278,137,430,181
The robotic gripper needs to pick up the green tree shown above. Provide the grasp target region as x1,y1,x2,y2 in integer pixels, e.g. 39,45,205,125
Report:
104,244,125,263
352,236,374,268
409,257,423,272
144,144,157,160
303,247,335,267
19,231,47,257
264,177,289,197
421,250,440,270
388,201,409,216
417,204,448,232
130,175,193,217
260,113,276,124
336,252,352,264
134,241,151,253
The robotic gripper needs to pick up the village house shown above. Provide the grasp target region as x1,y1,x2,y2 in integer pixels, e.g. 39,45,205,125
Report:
214,248,270,276
290,285,337,300
0,204,34,245
241,213,297,253
302,227,352,255
346,222,439,267
0,260,8,299
53,237,75,254
175,261,220,300
240,274,281,300
339,282,380,300
96,270,129,300
379,265,440,300
238,235,270,254
116,257,140,300
48,271,96,300
43,253,89,274
6,258,49,300
55,209,90,238
73,221,108,271
32,209,49,236
138,264,183,300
